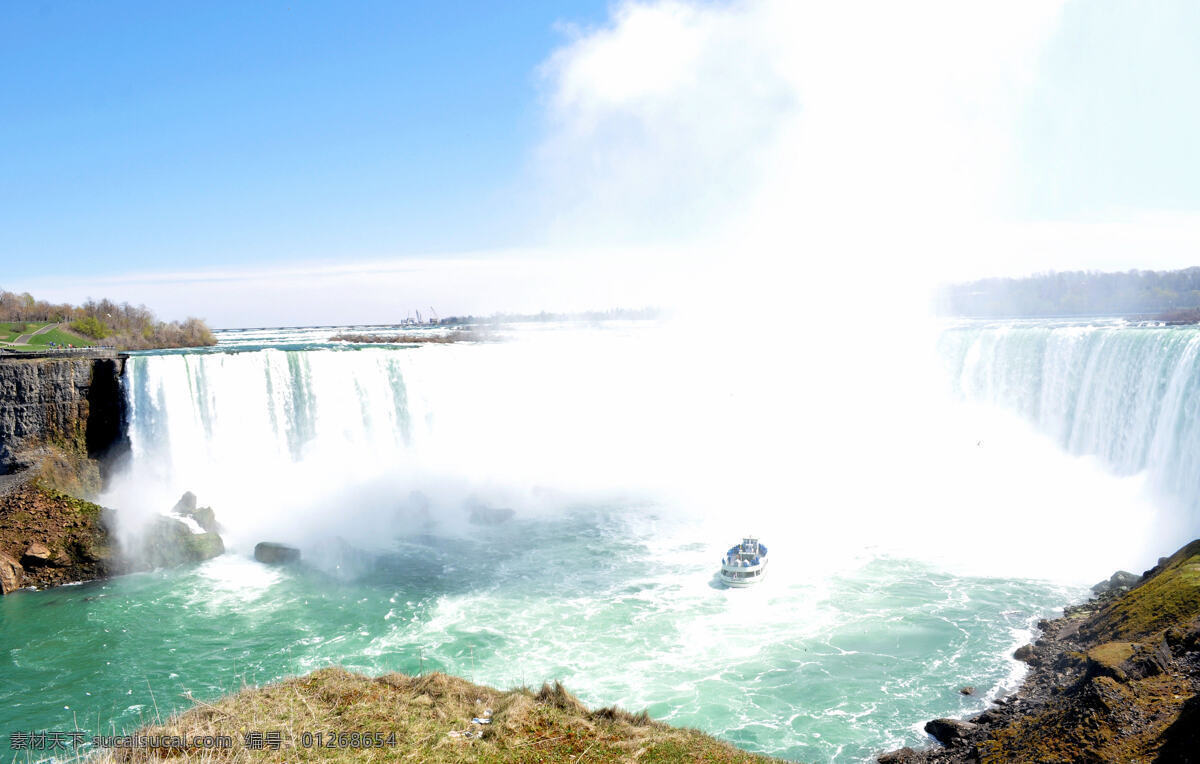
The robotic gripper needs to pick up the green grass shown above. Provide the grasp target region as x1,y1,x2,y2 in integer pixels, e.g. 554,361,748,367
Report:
0,321,50,342
28,326,95,347
1091,539,1200,641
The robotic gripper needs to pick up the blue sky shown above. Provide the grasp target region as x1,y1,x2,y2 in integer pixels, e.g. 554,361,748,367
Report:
1,1,608,276
2,1,1199,326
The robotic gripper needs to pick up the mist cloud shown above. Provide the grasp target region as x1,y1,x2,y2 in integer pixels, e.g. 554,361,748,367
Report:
18,0,1200,326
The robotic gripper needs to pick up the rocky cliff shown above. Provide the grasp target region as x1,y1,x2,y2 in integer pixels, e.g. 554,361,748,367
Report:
0,353,128,478
880,539,1200,763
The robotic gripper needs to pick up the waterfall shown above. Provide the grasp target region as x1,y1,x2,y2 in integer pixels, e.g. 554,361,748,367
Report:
940,322,1200,520
106,329,702,551
103,321,1191,581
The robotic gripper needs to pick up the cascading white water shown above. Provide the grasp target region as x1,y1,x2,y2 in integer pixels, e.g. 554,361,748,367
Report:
940,320,1200,537
107,324,727,553
104,320,1181,583
35,319,1190,762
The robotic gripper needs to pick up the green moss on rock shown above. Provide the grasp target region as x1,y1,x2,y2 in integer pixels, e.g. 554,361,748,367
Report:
1089,540,1200,642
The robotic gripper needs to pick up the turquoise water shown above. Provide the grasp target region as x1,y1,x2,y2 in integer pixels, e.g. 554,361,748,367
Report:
0,507,1076,762
5,319,1162,762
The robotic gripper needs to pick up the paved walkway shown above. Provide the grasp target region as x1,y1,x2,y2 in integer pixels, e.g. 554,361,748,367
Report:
9,323,63,345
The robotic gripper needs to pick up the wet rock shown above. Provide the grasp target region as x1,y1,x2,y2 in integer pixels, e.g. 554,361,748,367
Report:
1013,644,1036,663
190,506,219,533
468,506,515,526
139,516,224,568
877,747,920,763
255,542,301,565
21,542,56,567
171,492,220,533
959,686,975,696
1091,570,1141,596
0,552,23,594
924,718,980,745
172,491,197,515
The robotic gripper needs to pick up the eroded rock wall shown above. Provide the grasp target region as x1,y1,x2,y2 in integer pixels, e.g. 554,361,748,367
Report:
0,354,127,473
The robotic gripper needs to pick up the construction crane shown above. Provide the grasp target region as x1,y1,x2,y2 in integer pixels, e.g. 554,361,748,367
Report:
429,307,439,324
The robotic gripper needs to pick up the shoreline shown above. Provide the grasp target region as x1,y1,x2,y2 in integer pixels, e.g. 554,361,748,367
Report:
878,540,1200,763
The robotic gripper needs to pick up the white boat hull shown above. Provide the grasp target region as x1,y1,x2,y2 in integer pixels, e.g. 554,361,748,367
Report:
720,568,766,587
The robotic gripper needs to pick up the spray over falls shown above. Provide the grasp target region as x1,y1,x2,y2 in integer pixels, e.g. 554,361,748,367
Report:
0,320,1194,762
942,321,1200,538
102,322,1191,581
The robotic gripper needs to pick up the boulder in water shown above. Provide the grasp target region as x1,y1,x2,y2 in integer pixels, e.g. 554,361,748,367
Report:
171,492,221,533
468,506,515,526
138,516,225,568
172,491,198,515
924,718,980,745
255,542,301,565
190,506,219,533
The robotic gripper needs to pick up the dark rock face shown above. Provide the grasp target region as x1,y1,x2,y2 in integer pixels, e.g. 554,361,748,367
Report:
85,357,128,470
0,355,128,473
255,542,301,564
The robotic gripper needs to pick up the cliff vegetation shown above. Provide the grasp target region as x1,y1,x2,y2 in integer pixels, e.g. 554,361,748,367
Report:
96,667,777,763
0,289,215,350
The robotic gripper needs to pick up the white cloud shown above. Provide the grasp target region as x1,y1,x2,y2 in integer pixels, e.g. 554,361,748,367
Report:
22,0,1200,327
20,247,682,328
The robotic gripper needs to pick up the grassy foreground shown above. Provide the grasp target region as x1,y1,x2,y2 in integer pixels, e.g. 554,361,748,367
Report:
96,667,781,763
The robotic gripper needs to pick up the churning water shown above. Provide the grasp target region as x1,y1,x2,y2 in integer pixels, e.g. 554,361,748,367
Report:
3,319,1192,761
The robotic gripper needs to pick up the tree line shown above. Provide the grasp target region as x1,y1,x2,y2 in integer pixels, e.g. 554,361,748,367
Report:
939,267,1200,318
0,290,216,349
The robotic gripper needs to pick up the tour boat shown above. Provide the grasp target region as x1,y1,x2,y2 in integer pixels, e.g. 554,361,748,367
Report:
720,536,768,587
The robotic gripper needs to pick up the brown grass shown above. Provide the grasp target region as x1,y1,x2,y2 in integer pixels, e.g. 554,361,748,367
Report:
91,667,782,763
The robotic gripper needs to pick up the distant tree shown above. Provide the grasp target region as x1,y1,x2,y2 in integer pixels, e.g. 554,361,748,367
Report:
939,267,1200,318
70,316,110,339
0,286,217,349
